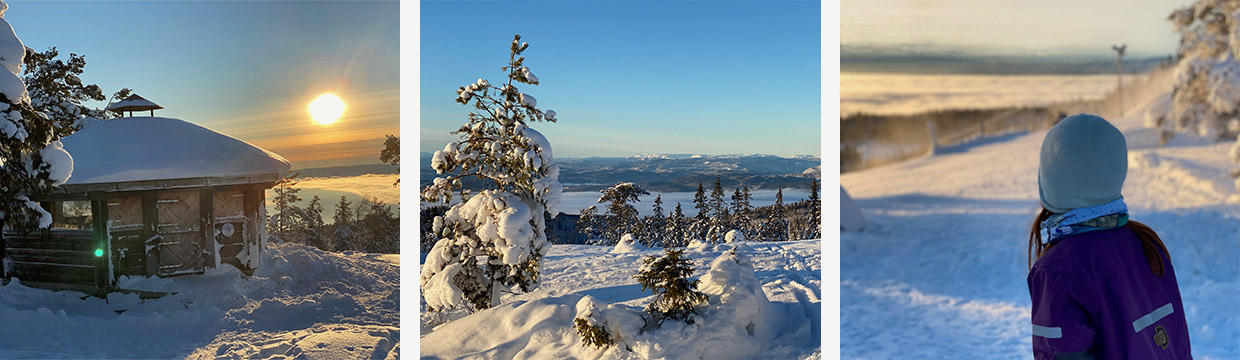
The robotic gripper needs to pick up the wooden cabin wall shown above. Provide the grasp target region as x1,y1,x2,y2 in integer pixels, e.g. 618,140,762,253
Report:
4,182,275,289
2,229,96,286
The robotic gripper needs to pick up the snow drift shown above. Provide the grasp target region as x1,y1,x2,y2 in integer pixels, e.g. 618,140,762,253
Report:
421,240,821,359
0,242,398,359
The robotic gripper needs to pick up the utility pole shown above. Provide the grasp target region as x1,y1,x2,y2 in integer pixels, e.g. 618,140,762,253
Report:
1112,44,1126,118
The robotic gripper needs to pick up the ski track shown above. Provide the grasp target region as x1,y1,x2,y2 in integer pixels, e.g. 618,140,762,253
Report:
841,95,1240,358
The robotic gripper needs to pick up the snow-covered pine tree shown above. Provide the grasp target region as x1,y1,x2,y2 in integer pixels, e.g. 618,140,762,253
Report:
646,194,665,247
0,1,77,236
767,188,788,242
332,195,355,251
740,186,754,239
1161,0,1240,191
667,202,687,247
691,182,709,242
633,248,708,323
808,179,821,239
356,196,398,253
597,182,649,245
300,195,326,250
22,47,109,133
730,187,744,223
267,173,302,243
333,195,353,225
380,134,398,186
708,178,729,243
578,205,605,245
421,34,562,312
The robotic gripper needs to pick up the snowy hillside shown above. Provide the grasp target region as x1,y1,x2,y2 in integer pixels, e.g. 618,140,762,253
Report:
420,240,822,359
841,92,1239,358
0,243,399,359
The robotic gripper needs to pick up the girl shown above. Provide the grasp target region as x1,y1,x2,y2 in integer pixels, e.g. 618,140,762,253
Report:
1027,114,1192,359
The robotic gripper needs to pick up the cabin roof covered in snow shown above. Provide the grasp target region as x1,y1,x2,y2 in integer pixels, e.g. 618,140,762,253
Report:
60,117,290,185
104,94,163,112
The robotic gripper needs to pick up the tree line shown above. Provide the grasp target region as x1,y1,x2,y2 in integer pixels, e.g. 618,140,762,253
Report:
267,134,401,254
577,178,821,247
266,175,399,254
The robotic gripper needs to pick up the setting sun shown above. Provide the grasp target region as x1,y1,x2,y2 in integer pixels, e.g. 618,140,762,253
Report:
308,93,347,125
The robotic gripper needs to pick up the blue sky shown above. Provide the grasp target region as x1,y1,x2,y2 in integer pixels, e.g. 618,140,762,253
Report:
420,1,821,158
6,1,399,169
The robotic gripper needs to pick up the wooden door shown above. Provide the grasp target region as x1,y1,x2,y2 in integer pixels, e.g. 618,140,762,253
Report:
156,190,203,276
106,197,146,277
213,191,246,269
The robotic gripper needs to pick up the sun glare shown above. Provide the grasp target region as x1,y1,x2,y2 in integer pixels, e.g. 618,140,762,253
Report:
308,93,347,125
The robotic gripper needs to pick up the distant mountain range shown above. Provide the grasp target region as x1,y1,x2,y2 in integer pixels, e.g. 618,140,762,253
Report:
292,163,399,178
420,153,821,192
841,48,1172,75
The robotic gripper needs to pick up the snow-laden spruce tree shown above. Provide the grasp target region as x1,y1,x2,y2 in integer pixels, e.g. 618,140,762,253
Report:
597,182,649,245
0,1,74,235
1161,0,1240,189
421,34,562,311
633,248,708,323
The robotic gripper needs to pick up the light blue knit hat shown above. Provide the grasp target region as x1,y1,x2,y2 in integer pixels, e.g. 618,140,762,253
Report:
1038,114,1128,214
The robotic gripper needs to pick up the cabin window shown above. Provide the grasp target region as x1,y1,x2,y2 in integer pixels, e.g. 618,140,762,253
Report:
51,200,93,230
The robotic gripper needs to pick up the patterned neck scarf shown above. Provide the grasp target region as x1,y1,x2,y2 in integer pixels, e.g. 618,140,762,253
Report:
1039,197,1129,245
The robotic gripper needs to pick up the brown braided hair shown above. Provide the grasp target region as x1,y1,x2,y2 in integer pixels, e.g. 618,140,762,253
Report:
1028,207,1170,277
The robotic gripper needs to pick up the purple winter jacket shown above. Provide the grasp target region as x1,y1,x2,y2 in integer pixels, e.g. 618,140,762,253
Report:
1028,226,1192,359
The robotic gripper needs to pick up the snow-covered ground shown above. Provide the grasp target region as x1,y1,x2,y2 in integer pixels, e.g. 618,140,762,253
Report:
420,239,822,359
841,94,1240,358
0,242,399,359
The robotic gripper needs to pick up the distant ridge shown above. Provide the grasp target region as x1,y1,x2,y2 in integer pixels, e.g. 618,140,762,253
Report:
841,53,1171,75
293,163,398,179
420,153,821,192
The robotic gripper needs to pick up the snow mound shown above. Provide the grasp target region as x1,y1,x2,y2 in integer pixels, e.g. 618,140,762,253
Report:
60,117,290,184
840,186,865,232
686,238,726,253
690,249,774,358
724,229,747,243
187,324,398,360
610,234,651,253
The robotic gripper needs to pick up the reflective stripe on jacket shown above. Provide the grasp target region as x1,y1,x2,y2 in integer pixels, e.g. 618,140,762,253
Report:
1027,226,1192,359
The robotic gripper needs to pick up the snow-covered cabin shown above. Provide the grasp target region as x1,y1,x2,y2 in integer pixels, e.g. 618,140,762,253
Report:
2,108,289,291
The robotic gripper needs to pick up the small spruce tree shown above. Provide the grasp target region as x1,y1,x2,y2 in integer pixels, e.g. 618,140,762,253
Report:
633,248,708,323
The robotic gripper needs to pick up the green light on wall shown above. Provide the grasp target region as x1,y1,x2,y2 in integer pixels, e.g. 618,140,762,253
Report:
94,248,103,257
